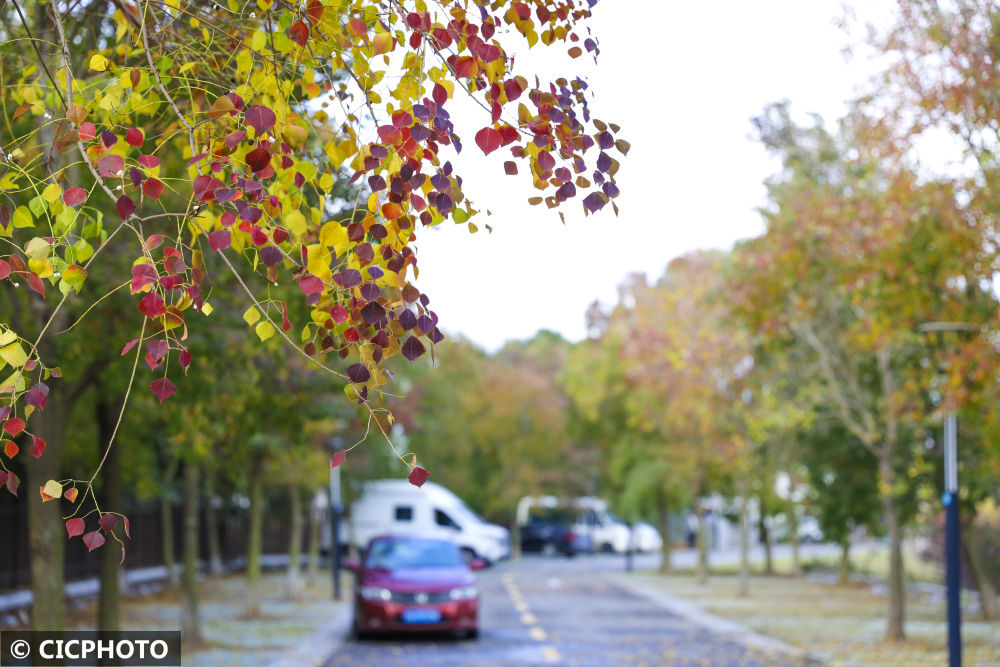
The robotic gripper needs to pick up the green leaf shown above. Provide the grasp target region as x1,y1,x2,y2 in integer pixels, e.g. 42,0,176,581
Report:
12,205,33,228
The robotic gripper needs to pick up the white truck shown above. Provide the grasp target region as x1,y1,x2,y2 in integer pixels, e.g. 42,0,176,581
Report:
348,479,511,564
571,496,633,553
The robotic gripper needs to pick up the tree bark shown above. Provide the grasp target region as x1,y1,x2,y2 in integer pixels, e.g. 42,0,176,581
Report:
759,493,774,576
656,489,671,574
879,456,906,641
181,463,201,645
286,485,304,598
306,491,322,581
244,465,263,618
695,505,709,585
738,482,750,597
962,526,999,620
838,539,851,586
96,391,124,631
788,498,802,576
204,474,224,576
160,459,180,587
27,381,68,631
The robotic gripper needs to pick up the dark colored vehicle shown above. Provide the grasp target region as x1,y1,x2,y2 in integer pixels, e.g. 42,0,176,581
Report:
345,535,484,639
519,516,586,557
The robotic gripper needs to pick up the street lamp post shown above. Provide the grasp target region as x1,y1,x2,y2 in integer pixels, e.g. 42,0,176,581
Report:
918,321,978,667
329,437,344,601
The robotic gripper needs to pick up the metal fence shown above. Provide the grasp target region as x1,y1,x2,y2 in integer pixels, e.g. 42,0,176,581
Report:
0,493,300,592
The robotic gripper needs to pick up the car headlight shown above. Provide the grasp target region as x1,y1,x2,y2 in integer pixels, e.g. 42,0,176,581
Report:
449,585,478,600
360,586,392,601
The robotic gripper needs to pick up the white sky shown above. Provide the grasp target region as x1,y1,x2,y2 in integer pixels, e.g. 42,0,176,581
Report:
411,0,896,351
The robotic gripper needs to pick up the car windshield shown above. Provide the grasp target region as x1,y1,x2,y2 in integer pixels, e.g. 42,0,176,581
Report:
365,538,465,569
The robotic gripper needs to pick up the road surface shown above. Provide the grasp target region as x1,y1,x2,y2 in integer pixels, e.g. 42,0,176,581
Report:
323,553,816,666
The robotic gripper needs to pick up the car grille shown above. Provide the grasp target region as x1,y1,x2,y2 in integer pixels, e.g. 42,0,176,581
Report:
390,590,451,604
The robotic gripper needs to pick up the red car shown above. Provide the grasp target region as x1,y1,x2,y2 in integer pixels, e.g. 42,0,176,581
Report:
346,535,485,639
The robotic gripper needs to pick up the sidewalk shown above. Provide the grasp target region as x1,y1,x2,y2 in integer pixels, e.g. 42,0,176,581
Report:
60,569,350,667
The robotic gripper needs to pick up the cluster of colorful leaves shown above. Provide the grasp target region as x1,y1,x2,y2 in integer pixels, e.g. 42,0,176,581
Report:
0,0,624,499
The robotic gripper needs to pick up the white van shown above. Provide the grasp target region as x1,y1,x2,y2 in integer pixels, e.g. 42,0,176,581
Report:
571,497,632,553
349,480,511,564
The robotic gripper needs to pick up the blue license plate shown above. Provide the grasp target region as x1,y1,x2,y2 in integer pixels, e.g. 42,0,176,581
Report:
401,608,441,624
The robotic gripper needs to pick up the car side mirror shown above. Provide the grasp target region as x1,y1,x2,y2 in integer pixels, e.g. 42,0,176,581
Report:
469,558,488,571
343,559,360,572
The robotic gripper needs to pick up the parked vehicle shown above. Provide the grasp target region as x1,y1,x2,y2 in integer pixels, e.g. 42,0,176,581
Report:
631,521,664,552
346,535,484,639
349,480,511,563
572,498,632,553
518,515,590,557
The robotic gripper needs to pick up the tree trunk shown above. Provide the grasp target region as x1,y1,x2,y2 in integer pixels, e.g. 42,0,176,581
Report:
879,457,906,641
656,490,671,574
204,474,224,576
306,491,322,581
161,459,180,587
788,502,802,576
181,463,201,645
244,465,263,618
27,381,68,631
96,391,124,631
695,506,709,585
962,526,999,620
286,485,304,598
738,484,750,597
759,493,774,576
838,539,851,586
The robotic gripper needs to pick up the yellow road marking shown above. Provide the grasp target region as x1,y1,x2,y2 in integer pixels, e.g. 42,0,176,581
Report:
514,601,529,612
520,612,537,625
529,626,547,641
541,646,562,662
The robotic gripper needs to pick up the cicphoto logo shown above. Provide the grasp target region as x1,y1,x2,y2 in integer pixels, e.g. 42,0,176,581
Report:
1,631,181,666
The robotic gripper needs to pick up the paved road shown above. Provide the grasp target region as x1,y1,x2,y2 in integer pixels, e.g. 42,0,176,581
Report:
322,555,812,666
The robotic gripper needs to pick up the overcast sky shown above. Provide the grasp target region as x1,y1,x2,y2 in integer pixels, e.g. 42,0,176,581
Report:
410,0,896,351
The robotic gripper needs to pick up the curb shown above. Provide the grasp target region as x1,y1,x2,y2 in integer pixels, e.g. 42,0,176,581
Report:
608,573,823,665
269,606,352,667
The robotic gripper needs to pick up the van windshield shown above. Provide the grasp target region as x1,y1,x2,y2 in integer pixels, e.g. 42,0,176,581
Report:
366,538,465,569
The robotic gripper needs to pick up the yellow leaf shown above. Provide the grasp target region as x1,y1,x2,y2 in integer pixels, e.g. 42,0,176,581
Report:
42,183,62,204
252,30,267,51
201,302,214,316
42,479,63,501
28,258,53,278
306,244,333,282
0,342,27,367
373,32,394,56
243,306,260,326
255,320,275,342
89,54,110,71
25,237,50,260
12,206,33,228
179,62,197,73
285,209,307,237
319,220,349,255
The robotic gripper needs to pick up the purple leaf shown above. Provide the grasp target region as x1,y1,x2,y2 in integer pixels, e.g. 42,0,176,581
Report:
401,335,426,362
245,105,277,134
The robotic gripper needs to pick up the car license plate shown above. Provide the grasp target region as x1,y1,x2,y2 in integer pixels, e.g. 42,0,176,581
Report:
402,608,441,624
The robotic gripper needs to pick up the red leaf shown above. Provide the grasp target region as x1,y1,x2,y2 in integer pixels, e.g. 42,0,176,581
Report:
298,276,323,295
64,487,79,503
79,122,96,141
146,234,165,250
116,195,136,220
29,436,46,459
0,260,10,279
4,471,19,496
143,177,164,200
433,83,447,106
137,154,160,168
245,105,276,135
27,273,45,298
330,304,349,323
503,79,523,101
83,531,105,552
3,418,25,436
63,187,87,207
208,230,231,252
3,440,17,458
330,450,346,468
24,387,46,410
150,377,176,403
179,349,192,369
408,466,429,487
475,127,502,155
289,20,309,47
246,146,271,172
137,292,166,318
66,518,85,538
344,326,359,342
126,128,144,146
503,161,518,175
192,174,220,201
307,0,325,23
99,513,118,532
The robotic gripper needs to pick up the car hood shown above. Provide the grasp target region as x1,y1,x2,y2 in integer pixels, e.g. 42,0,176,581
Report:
361,566,473,591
